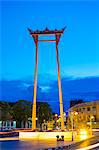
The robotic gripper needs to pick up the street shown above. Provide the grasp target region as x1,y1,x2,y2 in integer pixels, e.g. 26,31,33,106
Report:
63,135,99,150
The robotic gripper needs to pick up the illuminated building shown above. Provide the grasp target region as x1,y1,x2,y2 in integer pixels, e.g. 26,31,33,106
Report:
68,100,99,129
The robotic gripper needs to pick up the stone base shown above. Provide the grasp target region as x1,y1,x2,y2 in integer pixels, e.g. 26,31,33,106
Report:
19,131,72,140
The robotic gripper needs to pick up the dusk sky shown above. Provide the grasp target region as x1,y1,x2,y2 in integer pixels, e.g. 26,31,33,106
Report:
1,0,99,112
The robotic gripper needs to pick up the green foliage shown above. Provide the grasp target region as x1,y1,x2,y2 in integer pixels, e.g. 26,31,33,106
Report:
37,102,53,125
12,100,32,122
0,100,53,128
0,102,12,120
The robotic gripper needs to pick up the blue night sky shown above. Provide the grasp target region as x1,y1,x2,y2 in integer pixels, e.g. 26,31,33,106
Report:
0,0,99,112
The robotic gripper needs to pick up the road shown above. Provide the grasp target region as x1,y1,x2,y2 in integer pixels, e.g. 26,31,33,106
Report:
0,137,74,150
63,135,99,150
0,135,99,150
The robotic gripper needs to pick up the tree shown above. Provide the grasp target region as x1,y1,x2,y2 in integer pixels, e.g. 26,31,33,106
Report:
12,100,32,127
36,102,53,128
0,100,53,129
0,101,13,121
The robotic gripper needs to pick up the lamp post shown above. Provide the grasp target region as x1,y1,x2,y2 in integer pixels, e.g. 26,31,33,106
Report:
90,116,94,136
71,112,74,141
70,111,78,141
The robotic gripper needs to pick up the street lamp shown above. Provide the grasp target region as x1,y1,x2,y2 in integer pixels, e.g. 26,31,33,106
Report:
70,111,78,141
90,115,94,136
55,114,58,117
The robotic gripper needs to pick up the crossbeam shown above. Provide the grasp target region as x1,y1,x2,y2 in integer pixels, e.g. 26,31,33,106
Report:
38,40,56,42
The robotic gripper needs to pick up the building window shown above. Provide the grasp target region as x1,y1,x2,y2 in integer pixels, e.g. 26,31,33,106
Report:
83,107,85,111
87,107,90,111
92,106,96,110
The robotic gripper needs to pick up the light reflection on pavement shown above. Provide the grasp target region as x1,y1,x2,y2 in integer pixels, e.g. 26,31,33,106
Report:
69,136,99,150
77,143,99,150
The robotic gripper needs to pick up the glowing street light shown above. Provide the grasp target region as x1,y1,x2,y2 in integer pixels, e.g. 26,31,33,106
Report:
90,115,94,136
70,111,78,141
55,114,58,117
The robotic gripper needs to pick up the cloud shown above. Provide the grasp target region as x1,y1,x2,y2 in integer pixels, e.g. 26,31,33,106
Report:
0,76,99,112
19,82,32,90
39,86,51,93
